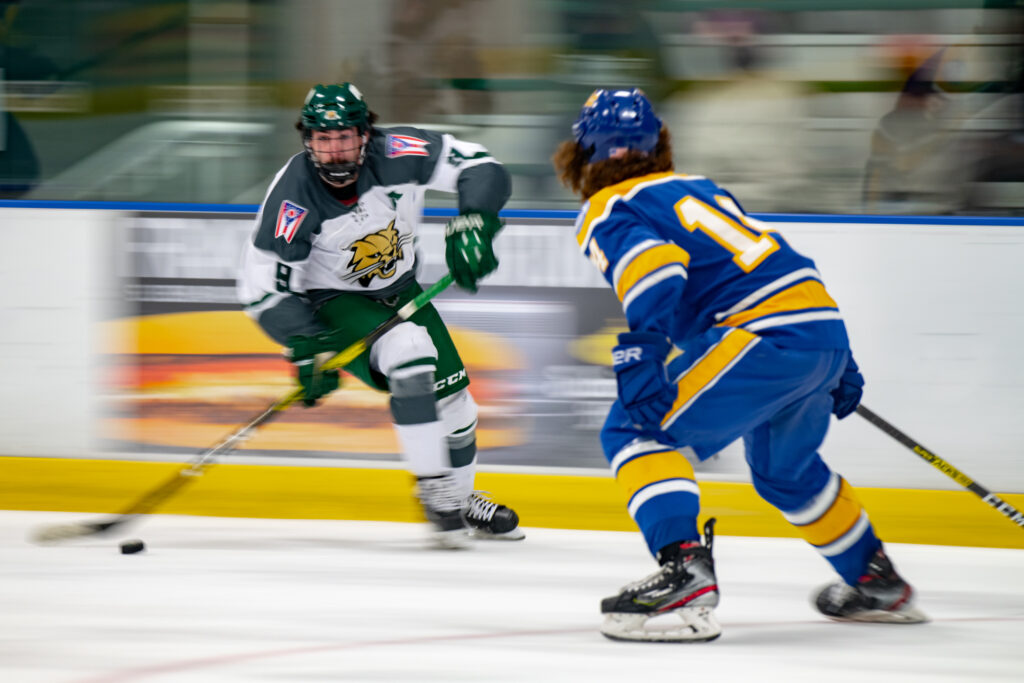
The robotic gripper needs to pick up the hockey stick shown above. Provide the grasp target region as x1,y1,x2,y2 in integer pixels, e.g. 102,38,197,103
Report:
31,274,455,544
856,404,1024,530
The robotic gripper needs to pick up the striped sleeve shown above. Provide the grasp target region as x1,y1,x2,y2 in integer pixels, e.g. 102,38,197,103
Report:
580,208,690,335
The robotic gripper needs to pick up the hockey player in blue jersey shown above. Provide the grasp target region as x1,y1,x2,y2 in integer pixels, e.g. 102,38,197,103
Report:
552,88,926,642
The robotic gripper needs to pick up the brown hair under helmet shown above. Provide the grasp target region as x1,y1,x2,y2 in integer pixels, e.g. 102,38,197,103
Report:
552,128,674,201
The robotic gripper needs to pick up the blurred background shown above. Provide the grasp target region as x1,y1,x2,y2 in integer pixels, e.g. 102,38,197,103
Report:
3,0,1023,551
1,0,1022,215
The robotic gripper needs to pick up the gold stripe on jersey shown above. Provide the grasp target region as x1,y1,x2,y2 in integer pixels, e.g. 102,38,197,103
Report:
718,280,838,329
796,478,866,547
576,171,679,249
662,328,760,429
615,449,696,500
615,243,691,303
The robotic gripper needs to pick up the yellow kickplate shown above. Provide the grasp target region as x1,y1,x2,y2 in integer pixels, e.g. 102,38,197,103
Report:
2,457,1021,549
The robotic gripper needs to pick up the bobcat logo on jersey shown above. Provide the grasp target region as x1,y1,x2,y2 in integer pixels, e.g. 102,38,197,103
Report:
346,221,412,287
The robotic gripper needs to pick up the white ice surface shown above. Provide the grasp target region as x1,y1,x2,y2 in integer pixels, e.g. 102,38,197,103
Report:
2,511,1022,683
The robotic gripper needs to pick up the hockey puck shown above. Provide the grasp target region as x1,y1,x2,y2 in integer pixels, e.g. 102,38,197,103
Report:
120,539,145,555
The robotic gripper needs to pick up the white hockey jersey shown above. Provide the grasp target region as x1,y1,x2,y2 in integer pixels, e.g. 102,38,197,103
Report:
237,125,510,344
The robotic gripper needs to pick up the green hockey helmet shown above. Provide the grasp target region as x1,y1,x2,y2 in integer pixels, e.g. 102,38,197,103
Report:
298,83,372,185
299,83,370,133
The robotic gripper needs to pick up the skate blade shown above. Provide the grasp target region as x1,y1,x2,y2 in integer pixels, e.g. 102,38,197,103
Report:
467,527,526,541
430,527,472,550
600,607,722,643
829,605,929,624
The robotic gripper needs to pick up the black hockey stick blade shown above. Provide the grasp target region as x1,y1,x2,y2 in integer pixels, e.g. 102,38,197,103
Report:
856,404,1024,530
30,458,212,544
31,401,282,544
32,519,129,543
31,275,455,544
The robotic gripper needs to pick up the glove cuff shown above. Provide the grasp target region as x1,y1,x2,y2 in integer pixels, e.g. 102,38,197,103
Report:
617,331,671,357
287,329,344,358
458,210,503,239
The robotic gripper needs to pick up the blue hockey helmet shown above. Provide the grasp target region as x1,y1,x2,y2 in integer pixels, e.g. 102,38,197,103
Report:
572,88,663,163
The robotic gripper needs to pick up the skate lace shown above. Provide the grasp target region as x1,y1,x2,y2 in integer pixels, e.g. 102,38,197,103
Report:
465,491,498,522
622,563,677,593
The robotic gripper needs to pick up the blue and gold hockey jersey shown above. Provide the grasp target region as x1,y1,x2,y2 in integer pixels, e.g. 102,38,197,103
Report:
576,171,849,350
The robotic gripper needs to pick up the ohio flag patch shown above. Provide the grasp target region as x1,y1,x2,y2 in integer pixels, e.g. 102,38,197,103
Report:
385,134,430,158
275,200,308,243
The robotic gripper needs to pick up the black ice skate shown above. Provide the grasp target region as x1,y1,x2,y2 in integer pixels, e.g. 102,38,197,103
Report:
600,518,721,642
416,474,470,549
813,547,927,624
463,492,525,540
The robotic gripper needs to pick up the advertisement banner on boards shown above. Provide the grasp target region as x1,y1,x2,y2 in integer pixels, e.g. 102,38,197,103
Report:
102,213,726,473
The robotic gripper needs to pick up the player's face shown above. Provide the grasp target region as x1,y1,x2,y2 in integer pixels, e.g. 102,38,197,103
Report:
310,128,363,165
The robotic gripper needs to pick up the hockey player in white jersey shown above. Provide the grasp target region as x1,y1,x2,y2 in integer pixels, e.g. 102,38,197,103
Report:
238,83,522,547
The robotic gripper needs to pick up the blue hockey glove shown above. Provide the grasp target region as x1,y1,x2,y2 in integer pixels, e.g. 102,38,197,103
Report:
444,211,502,293
286,332,344,407
831,354,864,420
612,331,675,429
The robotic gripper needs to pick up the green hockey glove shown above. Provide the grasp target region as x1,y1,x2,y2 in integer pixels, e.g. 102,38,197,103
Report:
286,332,344,407
444,211,502,293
